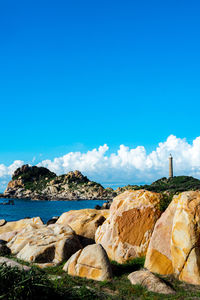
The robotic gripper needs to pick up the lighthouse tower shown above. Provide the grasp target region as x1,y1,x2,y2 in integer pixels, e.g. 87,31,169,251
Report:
169,154,173,178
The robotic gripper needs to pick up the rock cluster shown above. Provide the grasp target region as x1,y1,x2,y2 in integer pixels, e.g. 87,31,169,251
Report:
0,217,43,242
3,188,200,289
4,165,116,200
7,223,81,265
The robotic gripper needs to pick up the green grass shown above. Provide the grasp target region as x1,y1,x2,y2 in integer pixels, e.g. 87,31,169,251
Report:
2,256,200,299
0,265,57,300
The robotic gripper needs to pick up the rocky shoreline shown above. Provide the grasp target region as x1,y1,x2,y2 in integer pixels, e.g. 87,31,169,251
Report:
1,189,200,295
3,165,117,201
3,165,200,202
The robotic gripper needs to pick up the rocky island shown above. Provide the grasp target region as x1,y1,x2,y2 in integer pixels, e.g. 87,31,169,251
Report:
3,164,200,203
3,164,116,200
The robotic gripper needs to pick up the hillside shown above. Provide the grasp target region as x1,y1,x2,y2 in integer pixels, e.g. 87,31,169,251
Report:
3,165,116,200
116,176,200,194
4,165,200,202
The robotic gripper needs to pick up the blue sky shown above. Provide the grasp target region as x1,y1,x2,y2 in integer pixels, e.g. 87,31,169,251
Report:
0,1,200,189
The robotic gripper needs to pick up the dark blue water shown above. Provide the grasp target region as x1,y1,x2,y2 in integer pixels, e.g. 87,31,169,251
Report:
0,198,105,223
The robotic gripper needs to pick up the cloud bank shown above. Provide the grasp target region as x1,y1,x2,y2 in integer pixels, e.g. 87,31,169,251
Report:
1,135,200,191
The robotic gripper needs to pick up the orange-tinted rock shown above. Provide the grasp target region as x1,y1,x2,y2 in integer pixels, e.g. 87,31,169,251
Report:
171,191,200,284
63,244,112,281
56,209,109,239
95,190,161,263
7,223,81,265
0,217,43,242
144,198,178,274
145,191,200,285
6,179,24,189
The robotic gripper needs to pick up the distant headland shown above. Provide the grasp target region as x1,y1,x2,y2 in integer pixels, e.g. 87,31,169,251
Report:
1,164,200,201
1,165,116,200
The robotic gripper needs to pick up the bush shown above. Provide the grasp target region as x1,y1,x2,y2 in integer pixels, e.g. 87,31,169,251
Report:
0,265,100,300
0,265,58,300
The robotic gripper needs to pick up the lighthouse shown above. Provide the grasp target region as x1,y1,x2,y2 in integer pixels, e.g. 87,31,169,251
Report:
169,154,173,178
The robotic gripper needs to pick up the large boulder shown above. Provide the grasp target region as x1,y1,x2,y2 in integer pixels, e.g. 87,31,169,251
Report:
145,191,200,285
56,209,109,240
0,217,43,242
95,190,162,263
7,223,81,265
63,244,112,281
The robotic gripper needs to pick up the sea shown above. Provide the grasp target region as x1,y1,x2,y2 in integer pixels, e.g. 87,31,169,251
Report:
0,198,106,223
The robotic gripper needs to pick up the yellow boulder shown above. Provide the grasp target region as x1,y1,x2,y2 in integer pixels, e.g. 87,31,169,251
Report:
95,190,161,263
0,217,43,242
63,244,112,281
7,223,81,265
56,209,109,239
145,191,200,285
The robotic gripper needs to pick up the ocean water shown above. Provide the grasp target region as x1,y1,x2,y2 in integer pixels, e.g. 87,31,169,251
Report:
0,198,106,223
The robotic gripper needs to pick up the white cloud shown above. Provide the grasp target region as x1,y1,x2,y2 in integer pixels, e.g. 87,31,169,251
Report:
0,160,24,178
0,160,24,192
1,135,200,191
38,135,200,183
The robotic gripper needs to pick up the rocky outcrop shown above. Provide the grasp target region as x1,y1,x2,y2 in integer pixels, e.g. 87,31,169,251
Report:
95,190,161,263
145,191,200,285
128,269,175,294
7,223,81,265
0,217,43,242
63,244,112,281
4,165,116,200
56,209,109,240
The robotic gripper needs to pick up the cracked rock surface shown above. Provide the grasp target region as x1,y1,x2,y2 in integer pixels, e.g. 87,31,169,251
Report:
95,190,162,263
7,223,81,265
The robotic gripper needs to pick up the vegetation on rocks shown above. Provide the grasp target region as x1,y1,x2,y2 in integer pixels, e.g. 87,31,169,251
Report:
118,176,200,194
12,164,56,182
4,164,200,204
4,165,116,200
116,176,200,212
144,176,200,193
